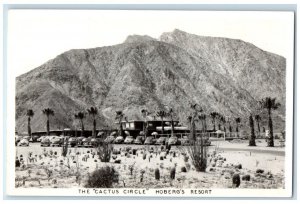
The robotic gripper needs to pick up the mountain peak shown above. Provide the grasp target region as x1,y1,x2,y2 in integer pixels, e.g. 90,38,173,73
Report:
124,35,156,44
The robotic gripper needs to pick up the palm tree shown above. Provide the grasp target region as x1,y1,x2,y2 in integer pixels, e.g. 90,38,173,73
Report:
220,116,226,132
26,109,34,139
87,107,98,138
255,114,262,137
156,110,167,135
141,109,150,138
235,117,241,137
42,108,54,136
75,111,85,137
189,104,202,141
260,97,281,147
210,112,219,132
249,114,256,146
167,108,175,137
115,111,125,137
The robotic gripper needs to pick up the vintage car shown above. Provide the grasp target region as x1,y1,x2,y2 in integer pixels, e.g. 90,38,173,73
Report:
179,136,190,146
124,136,134,144
168,136,181,146
15,135,23,146
155,137,168,145
41,137,51,147
104,136,115,144
133,136,145,145
144,136,156,145
196,137,212,146
18,138,29,147
76,137,86,147
68,137,78,147
91,138,103,147
82,137,92,148
37,136,47,142
50,136,64,147
114,136,124,144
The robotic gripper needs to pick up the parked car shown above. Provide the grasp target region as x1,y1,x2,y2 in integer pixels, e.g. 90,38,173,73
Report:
68,137,78,147
91,138,103,147
179,136,190,146
104,136,115,144
31,135,41,142
82,137,92,148
124,136,134,144
41,137,51,147
15,135,23,146
18,138,29,146
76,137,86,147
37,136,47,142
144,136,156,145
22,136,31,141
114,136,124,144
196,137,211,146
134,136,145,145
168,136,181,146
50,136,63,147
155,137,167,145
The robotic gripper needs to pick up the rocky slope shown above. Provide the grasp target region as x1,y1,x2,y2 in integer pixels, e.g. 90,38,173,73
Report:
16,29,286,133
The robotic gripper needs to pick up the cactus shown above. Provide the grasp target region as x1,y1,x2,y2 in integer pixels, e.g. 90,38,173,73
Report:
155,168,160,180
181,166,187,172
242,174,251,181
143,154,147,160
170,167,176,180
232,174,241,188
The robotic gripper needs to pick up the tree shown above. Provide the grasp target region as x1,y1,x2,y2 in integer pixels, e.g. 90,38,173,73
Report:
115,111,125,137
141,109,150,138
75,111,85,137
254,114,262,137
26,109,34,139
260,97,281,147
189,104,202,141
249,114,256,146
210,112,219,132
156,110,167,135
87,107,98,138
166,108,176,137
42,108,54,136
220,116,226,132
235,117,241,137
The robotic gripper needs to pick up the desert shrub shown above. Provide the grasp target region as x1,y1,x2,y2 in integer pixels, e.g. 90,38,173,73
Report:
187,140,208,172
143,154,147,160
85,166,119,188
155,168,160,180
242,174,251,181
181,166,187,172
15,159,20,167
160,156,164,160
235,164,242,169
170,167,176,180
97,143,113,162
114,159,121,164
232,174,241,188
256,169,265,174
129,163,135,175
132,149,137,155
185,163,191,171
184,156,189,162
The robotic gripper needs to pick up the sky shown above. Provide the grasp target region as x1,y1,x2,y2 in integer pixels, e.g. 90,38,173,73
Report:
7,10,294,76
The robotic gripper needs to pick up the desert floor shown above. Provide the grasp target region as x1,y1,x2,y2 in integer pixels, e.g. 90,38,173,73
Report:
15,139,285,189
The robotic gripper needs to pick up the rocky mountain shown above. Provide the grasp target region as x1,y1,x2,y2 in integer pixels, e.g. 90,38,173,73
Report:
16,29,286,134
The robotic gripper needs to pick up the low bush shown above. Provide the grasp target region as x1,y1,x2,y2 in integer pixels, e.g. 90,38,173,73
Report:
181,166,187,172
155,168,160,180
242,174,251,181
232,174,241,188
85,166,119,188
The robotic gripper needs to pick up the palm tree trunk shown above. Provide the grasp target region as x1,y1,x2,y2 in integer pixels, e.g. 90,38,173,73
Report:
93,116,96,138
28,117,32,140
161,117,164,135
268,109,274,147
171,117,174,137
213,118,216,132
46,115,50,136
249,115,256,146
236,122,239,137
256,121,261,138
81,120,84,137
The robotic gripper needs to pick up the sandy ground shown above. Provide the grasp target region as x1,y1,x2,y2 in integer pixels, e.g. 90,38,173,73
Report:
15,139,285,189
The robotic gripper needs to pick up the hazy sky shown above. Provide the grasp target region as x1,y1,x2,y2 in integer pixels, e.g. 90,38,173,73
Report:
8,10,294,76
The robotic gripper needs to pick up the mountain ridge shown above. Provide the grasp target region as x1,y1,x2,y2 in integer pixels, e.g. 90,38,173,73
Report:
16,29,285,134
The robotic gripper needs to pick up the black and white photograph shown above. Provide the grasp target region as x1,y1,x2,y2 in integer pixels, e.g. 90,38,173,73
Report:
5,9,294,197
